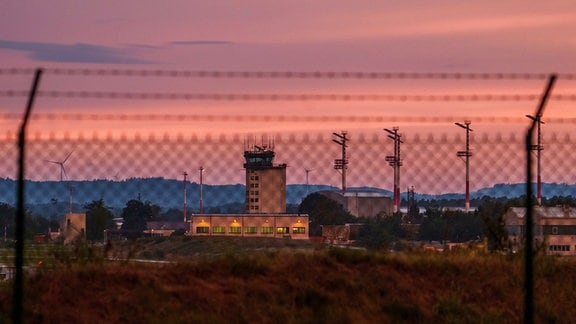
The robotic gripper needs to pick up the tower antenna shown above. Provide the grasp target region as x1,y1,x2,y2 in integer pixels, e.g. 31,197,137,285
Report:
183,171,188,221
385,127,403,213
332,131,349,193
455,121,473,212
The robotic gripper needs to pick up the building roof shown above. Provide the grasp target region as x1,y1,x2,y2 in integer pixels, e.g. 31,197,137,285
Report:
506,206,576,219
343,191,390,198
146,221,188,230
191,213,307,218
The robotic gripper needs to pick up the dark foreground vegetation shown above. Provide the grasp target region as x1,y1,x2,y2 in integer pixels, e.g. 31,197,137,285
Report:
1,237,575,323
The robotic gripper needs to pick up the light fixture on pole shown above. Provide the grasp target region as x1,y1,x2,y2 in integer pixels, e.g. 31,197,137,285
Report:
384,127,402,213
455,120,473,212
332,131,349,193
199,166,204,214
526,114,544,206
305,169,312,198
183,171,188,222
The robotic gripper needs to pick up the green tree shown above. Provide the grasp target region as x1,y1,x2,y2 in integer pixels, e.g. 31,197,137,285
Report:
418,208,483,243
120,200,161,239
298,193,356,236
476,197,509,251
84,199,115,241
358,213,406,250
543,195,576,207
0,203,15,240
158,208,183,222
418,207,446,242
25,212,50,240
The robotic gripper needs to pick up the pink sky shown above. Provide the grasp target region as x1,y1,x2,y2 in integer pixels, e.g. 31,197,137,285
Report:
1,1,576,191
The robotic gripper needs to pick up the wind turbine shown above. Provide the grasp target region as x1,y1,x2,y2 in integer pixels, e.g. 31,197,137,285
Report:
45,150,74,181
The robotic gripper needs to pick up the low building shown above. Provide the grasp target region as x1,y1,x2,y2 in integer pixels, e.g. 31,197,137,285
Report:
190,214,309,240
321,223,363,244
319,190,393,217
504,206,576,255
0,264,15,281
144,221,189,237
62,213,86,244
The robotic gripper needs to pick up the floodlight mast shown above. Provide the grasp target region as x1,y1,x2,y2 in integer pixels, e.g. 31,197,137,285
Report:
526,114,544,206
384,127,402,213
305,169,312,197
455,121,473,212
332,131,349,193
183,171,188,222
199,166,204,214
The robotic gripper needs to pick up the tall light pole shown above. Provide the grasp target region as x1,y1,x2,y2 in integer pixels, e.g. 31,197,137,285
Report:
526,114,544,206
305,169,312,197
199,166,204,214
183,171,188,222
332,131,349,193
385,127,402,213
68,186,73,214
455,121,473,212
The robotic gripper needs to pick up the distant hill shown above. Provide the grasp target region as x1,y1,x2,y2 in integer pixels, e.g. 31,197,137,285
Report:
1,178,575,217
0,178,337,216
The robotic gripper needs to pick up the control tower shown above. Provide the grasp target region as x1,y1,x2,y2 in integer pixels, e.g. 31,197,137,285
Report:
244,142,286,214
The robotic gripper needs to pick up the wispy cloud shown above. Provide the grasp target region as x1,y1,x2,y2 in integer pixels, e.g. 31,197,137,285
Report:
0,40,151,64
170,40,233,46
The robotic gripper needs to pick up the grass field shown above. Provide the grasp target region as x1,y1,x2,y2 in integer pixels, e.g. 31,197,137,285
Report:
0,237,574,323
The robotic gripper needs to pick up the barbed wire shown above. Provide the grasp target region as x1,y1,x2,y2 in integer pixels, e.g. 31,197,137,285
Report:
1,113,575,125
1,90,575,102
1,68,575,80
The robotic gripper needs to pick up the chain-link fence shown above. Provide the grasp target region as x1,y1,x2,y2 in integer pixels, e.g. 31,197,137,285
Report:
2,126,576,208
1,69,575,223
1,68,575,321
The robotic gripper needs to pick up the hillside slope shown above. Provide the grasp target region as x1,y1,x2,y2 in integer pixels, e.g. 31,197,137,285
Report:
0,240,572,323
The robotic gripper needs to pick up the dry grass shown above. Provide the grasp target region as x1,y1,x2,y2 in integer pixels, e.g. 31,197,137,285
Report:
1,239,575,323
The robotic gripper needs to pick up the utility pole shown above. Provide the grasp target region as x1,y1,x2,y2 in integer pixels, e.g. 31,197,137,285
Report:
385,127,403,213
68,186,73,214
332,131,349,193
455,121,473,212
305,169,311,197
183,171,188,222
526,114,544,206
199,166,204,214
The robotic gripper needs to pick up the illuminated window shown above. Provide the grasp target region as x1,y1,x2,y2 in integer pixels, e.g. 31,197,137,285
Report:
292,227,306,234
196,226,209,234
261,227,274,234
245,227,257,234
213,226,225,234
276,227,289,234
229,226,241,234
549,245,570,252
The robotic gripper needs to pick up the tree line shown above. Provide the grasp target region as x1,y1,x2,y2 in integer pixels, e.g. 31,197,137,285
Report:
299,193,576,251
1,194,575,247
0,199,184,242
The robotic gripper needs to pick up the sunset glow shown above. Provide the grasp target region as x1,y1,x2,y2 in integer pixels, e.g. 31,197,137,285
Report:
1,1,576,193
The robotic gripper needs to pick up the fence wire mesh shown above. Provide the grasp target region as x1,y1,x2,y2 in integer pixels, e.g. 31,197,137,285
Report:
0,69,575,235
2,69,575,323
0,125,572,210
